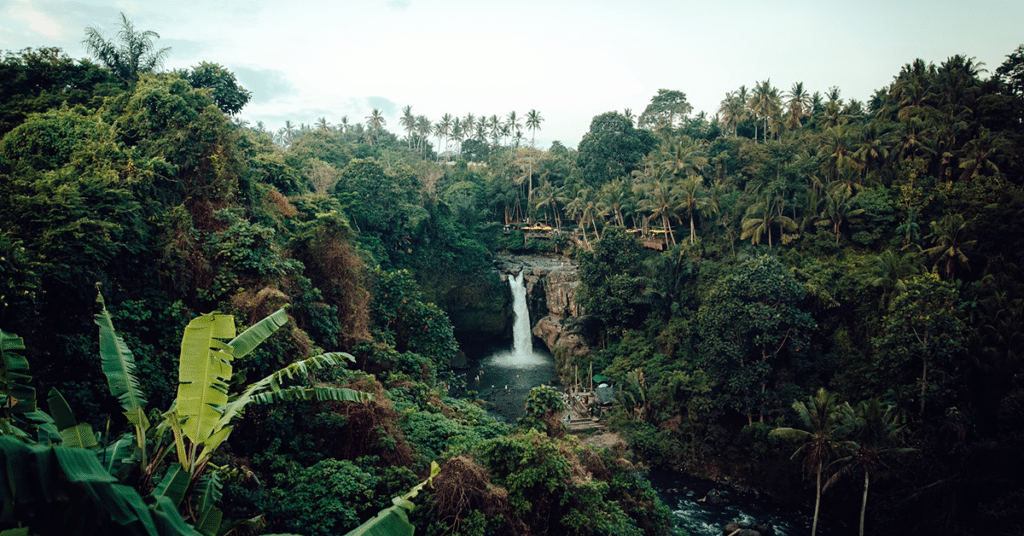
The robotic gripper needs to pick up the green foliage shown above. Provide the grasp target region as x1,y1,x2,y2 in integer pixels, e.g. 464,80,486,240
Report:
576,112,657,187
577,226,647,334
264,457,410,536
183,62,251,115
696,255,815,421
478,429,571,515
638,89,694,131
872,273,967,416
518,385,565,434
0,436,202,536
370,269,458,370
0,329,35,430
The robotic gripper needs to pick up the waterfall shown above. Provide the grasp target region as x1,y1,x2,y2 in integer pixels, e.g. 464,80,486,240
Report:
508,271,545,365
510,271,532,358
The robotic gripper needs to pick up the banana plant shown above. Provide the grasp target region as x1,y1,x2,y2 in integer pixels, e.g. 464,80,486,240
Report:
0,328,35,437
92,292,373,535
96,291,150,463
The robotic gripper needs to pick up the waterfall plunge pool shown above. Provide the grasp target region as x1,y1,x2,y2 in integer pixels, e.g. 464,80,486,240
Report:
465,271,558,422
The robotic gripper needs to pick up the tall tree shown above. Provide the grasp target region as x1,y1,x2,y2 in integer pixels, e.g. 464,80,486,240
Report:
83,12,170,84
785,81,812,133
525,109,544,147
506,111,521,145
365,108,386,147
749,80,781,142
638,180,680,247
415,115,431,156
825,399,912,536
638,89,693,132
184,62,251,115
677,176,717,244
771,389,854,536
400,105,415,148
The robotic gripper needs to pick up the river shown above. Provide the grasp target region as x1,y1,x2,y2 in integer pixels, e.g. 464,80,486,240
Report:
459,269,826,535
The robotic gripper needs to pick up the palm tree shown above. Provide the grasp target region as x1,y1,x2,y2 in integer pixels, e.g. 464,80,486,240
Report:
83,12,171,84
822,86,846,129
677,176,717,244
533,180,567,232
771,389,855,536
958,127,1011,180
718,90,746,137
623,108,636,125
506,111,522,144
339,116,350,135
451,117,464,156
924,213,976,279
488,115,502,147
434,113,453,159
526,109,544,147
365,108,386,147
639,180,680,247
596,178,631,229
315,117,331,133
400,106,415,148
659,136,708,180
825,399,912,536
415,115,432,156
819,125,861,183
853,122,893,182
786,82,812,133
869,249,922,306
749,80,781,142
816,181,865,243
741,193,797,248
564,187,598,249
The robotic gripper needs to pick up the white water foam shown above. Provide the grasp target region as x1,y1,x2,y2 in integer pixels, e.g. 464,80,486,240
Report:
504,271,547,366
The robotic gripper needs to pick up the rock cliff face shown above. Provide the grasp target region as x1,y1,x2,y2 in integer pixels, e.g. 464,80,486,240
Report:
494,254,595,362
424,267,511,364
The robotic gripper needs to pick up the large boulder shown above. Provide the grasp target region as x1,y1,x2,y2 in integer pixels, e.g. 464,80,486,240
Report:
532,316,591,360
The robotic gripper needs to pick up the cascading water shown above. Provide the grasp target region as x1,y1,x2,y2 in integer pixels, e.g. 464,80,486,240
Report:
509,271,534,361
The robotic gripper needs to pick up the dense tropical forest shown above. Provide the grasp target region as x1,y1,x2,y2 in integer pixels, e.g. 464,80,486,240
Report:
2,14,1024,536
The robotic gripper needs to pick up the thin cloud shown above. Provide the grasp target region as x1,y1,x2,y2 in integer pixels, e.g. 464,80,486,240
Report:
7,0,64,39
234,66,296,105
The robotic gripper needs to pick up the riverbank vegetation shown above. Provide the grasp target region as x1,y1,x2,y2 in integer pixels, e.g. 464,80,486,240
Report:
2,14,1023,535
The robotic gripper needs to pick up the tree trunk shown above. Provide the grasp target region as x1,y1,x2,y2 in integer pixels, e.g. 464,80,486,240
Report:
813,462,822,536
690,214,697,244
860,470,870,536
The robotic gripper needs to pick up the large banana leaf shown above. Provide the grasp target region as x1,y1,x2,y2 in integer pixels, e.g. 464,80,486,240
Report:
251,386,372,404
228,307,289,359
218,352,362,429
176,313,235,445
150,463,190,507
0,328,35,415
342,506,414,536
47,388,98,448
193,472,223,536
95,292,149,430
0,435,200,535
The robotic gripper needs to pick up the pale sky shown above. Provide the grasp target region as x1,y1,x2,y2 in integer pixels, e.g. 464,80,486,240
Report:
2,0,1022,149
